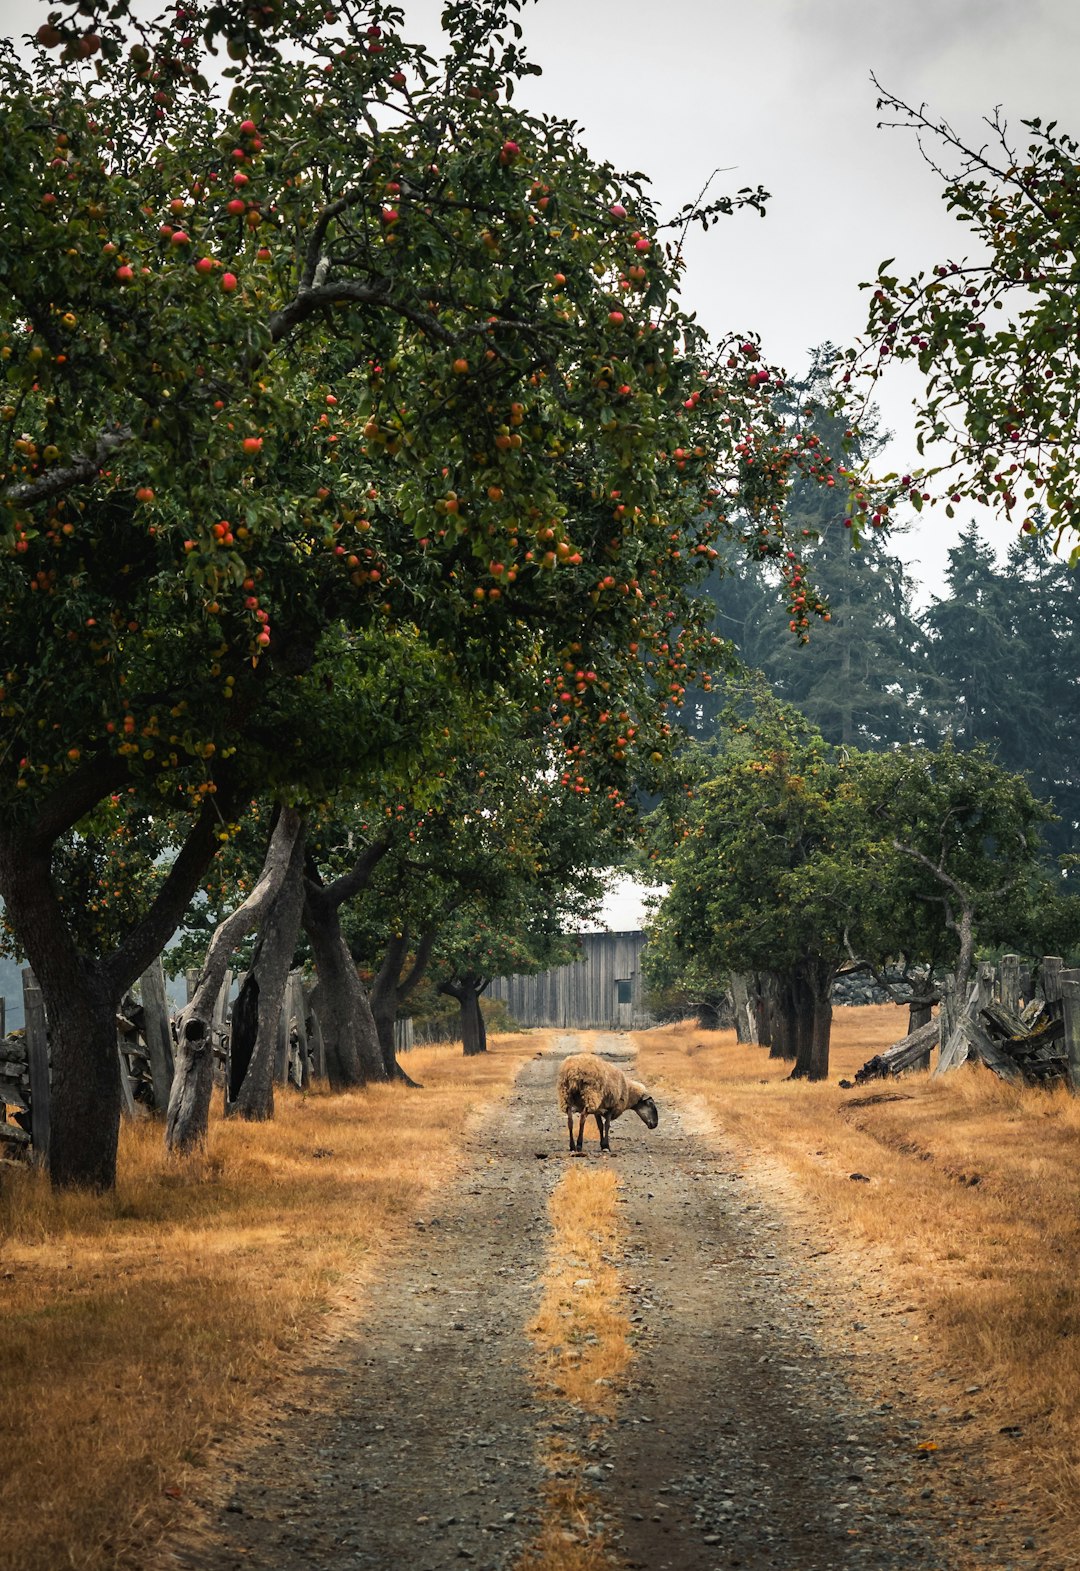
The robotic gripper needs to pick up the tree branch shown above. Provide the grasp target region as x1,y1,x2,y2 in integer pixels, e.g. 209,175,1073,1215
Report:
398,927,437,1001
27,750,132,852
268,278,455,345
3,425,133,509
317,831,395,911
101,779,245,998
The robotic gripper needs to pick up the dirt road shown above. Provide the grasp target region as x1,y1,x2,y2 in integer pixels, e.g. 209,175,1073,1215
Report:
169,1035,1040,1571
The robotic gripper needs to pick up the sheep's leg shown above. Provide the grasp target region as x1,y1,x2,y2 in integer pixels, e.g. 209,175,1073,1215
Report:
600,1112,611,1152
567,1109,575,1153
575,1111,587,1153
594,1111,606,1149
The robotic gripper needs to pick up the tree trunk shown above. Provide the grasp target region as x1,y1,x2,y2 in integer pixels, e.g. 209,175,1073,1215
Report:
46,979,122,1190
789,960,834,1081
0,783,236,1187
138,956,175,1115
768,973,798,1061
753,973,772,1049
908,1000,934,1033
167,807,303,1153
441,974,488,1055
730,974,755,1044
370,931,410,1076
303,885,385,1087
0,837,123,1188
462,987,487,1056
228,821,307,1121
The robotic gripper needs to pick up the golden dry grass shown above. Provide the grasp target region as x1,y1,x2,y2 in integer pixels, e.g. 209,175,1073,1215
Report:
517,1164,631,1571
0,1036,537,1571
635,1008,1080,1562
528,1164,632,1413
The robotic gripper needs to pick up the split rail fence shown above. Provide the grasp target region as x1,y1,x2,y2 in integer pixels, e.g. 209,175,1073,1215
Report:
854,953,1080,1090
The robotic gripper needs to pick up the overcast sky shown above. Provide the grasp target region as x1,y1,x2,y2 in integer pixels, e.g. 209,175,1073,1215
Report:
5,0,1079,596
411,0,1078,601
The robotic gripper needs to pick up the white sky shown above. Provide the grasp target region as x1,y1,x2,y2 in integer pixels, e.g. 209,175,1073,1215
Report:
5,0,1079,599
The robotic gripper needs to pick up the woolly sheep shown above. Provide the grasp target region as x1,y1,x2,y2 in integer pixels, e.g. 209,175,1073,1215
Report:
556,1052,659,1154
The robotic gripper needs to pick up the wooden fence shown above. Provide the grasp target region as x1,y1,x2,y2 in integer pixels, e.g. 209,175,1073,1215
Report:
855,954,1080,1090
0,963,331,1163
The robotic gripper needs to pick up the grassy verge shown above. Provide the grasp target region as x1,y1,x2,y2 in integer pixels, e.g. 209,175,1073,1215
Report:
519,1164,630,1571
0,1035,537,1571
635,1008,1080,1564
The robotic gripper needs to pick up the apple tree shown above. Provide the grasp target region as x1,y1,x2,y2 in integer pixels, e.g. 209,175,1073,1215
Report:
1,0,833,1186
847,85,1080,554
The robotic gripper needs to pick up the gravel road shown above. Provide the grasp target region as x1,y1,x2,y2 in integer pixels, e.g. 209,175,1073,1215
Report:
169,1034,1045,1571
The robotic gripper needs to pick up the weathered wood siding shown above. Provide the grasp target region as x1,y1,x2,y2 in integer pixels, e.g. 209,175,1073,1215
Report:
487,932,653,1029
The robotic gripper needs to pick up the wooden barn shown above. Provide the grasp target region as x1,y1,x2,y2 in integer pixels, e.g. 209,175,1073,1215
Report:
487,931,653,1030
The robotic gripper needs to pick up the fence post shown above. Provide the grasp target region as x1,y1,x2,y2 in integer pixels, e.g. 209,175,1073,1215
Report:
287,973,309,1087
1060,971,1080,1094
139,957,175,1114
1000,954,1021,1014
975,962,996,1016
22,969,50,1168
306,991,326,1081
1041,956,1064,1005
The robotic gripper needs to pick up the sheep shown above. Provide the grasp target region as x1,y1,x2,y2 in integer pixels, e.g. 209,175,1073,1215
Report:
556,1052,659,1155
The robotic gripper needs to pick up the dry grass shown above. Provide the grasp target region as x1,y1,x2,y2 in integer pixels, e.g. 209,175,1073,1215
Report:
517,1164,631,1571
528,1164,631,1412
0,1036,537,1571
635,1008,1080,1562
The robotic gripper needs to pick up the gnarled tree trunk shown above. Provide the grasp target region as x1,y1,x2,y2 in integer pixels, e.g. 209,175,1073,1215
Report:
730,973,756,1044
369,927,434,1083
440,973,488,1055
302,885,385,1087
227,820,308,1121
0,787,232,1189
767,972,798,1062
166,807,303,1153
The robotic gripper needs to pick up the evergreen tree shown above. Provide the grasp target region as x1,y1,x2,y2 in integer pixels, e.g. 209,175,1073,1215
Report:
923,527,1080,863
698,350,930,749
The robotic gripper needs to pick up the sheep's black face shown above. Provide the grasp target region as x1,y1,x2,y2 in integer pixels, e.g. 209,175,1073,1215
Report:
634,1096,659,1130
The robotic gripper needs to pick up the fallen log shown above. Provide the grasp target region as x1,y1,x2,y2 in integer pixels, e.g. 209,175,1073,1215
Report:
853,1019,938,1084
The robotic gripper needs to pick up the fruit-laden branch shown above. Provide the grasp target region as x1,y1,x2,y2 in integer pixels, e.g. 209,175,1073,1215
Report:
3,425,132,509
268,277,455,346
165,805,304,1153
